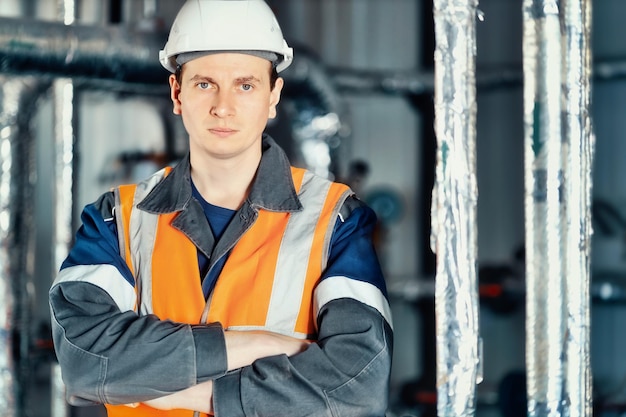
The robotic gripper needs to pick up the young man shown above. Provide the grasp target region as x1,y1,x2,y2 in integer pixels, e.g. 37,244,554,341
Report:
49,1,393,415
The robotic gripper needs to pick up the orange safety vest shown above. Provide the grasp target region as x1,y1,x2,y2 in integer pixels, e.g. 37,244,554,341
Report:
106,166,351,417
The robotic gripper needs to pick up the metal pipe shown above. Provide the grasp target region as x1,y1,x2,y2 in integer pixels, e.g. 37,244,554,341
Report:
50,3,74,417
0,15,345,178
523,1,566,416
0,14,625,95
328,59,626,97
0,76,22,417
0,16,168,85
431,0,481,415
279,48,346,178
562,0,594,415
0,74,45,417
49,78,74,417
52,78,75,279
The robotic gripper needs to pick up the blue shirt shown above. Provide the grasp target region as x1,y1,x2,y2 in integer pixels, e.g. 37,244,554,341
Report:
191,180,236,295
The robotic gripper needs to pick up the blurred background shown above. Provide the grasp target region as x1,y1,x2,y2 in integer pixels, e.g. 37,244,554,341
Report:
1,0,626,416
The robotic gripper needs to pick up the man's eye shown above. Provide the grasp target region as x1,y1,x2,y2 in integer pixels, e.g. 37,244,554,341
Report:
198,82,210,89
241,84,253,91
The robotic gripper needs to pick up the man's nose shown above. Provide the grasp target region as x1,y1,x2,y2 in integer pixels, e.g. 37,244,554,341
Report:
210,90,235,117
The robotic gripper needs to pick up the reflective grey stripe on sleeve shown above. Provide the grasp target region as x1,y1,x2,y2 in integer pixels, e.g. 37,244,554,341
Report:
314,276,394,330
54,264,137,313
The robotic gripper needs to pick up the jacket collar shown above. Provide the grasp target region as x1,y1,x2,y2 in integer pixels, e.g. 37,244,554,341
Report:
137,135,302,214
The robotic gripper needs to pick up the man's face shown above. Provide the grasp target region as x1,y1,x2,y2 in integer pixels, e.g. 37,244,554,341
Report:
169,52,283,161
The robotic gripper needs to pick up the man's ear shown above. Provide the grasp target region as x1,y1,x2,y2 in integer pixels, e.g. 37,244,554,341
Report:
169,74,182,115
268,77,284,120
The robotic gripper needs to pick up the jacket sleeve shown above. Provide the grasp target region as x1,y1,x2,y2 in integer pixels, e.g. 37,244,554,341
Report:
212,197,394,417
49,192,228,406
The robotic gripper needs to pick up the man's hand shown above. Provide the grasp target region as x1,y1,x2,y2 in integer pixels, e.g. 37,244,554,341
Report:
136,331,309,412
142,380,214,414
224,330,311,370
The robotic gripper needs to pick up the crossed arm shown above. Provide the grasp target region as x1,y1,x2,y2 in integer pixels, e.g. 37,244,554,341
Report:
139,330,310,413
50,196,392,415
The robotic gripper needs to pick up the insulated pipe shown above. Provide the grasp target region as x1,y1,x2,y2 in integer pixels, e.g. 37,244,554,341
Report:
0,75,45,417
431,0,481,415
0,15,625,95
50,4,74,417
50,77,74,417
523,1,576,416
562,0,594,416
328,61,625,97
280,48,346,178
0,16,168,85
0,14,343,175
51,78,75,286
523,1,595,415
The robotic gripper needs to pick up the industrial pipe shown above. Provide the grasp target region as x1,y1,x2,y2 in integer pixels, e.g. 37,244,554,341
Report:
0,15,624,97
50,3,75,416
562,0,594,416
0,16,168,85
431,0,481,416
523,0,594,416
0,74,47,417
523,1,566,415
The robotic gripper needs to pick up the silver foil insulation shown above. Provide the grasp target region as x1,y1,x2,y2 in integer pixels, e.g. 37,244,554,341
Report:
431,1,481,415
523,1,593,416
0,75,43,417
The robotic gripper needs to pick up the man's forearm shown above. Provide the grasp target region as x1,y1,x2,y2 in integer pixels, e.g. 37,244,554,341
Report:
212,300,393,416
140,330,309,412
223,330,310,370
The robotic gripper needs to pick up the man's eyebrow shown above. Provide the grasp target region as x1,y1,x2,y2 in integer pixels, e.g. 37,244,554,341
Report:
189,74,214,83
187,75,262,84
235,75,261,84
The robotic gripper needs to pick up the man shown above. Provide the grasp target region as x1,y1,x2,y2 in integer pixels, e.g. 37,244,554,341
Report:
49,1,393,415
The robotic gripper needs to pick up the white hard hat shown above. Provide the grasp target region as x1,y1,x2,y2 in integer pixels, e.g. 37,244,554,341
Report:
159,0,293,73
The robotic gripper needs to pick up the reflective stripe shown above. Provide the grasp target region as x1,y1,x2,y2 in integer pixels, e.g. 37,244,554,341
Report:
115,187,133,276
116,165,355,338
117,169,168,316
265,171,331,334
314,276,394,330
106,169,216,417
55,264,136,313
128,172,164,316
206,168,352,338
